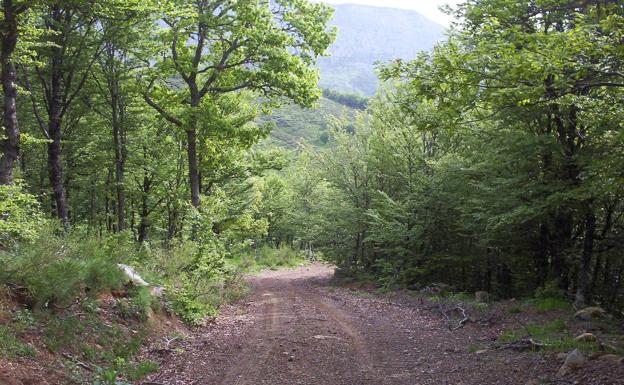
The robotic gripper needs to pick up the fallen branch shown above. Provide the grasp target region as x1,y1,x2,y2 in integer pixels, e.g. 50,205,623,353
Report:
450,305,471,331
436,303,473,331
164,336,179,349
61,352,93,372
494,337,549,351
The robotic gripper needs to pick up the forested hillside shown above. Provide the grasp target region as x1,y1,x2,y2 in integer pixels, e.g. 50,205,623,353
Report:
273,0,624,311
262,93,361,148
1,0,624,384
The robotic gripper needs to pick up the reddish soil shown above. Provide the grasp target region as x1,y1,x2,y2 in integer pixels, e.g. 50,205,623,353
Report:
144,263,624,385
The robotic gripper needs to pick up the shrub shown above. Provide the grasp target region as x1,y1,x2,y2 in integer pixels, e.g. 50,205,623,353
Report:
139,238,231,325
166,285,219,325
125,360,159,381
534,280,566,299
0,231,126,309
533,297,571,313
0,325,35,358
0,185,44,247
245,245,306,271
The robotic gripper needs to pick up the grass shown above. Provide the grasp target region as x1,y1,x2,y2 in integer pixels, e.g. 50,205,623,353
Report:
532,297,571,313
125,359,160,381
229,245,308,272
498,318,620,354
508,305,524,314
0,324,35,358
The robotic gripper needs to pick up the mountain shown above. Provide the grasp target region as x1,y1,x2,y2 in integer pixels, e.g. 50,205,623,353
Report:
318,4,446,95
261,4,445,148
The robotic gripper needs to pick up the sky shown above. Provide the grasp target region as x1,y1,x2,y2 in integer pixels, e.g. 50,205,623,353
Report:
315,0,462,26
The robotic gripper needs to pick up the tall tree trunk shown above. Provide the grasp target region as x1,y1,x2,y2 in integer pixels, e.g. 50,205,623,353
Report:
106,43,127,231
138,184,149,243
111,89,126,231
186,92,202,208
138,153,152,242
187,127,200,208
46,7,69,226
0,0,20,185
575,206,596,308
47,117,69,226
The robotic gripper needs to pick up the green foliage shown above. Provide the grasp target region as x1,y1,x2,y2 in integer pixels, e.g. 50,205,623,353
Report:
92,357,158,385
92,366,132,385
43,316,84,353
125,360,159,381
260,97,356,148
499,319,605,354
0,185,44,246
114,287,154,322
534,281,566,300
166,285,219,325
0,325,35,358
322,89,368,110
232,245,307,272
1,231,126,309
138,233,236,325
532,298,571,314
531,281,570,312
261,0,624,313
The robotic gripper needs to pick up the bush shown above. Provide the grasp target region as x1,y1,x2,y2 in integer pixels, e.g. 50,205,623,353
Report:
0,325,35,358
533,297,571,313
138,238,232,325
242,245,306,271
534,280,566,300
0,230,126,309
0,185,44,247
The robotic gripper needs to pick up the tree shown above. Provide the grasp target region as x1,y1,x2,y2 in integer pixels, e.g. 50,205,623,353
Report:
88,8,155,231
144,0,335,207
0,0,30,184
378,0,624,304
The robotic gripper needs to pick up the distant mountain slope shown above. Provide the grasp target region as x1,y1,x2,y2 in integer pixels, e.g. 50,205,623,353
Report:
260,4,444,148
318,4,446,95
261,97,355,148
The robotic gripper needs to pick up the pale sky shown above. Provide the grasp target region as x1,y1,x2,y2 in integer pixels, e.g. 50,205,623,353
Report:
316,0,462,26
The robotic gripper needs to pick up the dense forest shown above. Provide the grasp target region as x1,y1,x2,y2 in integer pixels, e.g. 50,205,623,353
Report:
263,0,624,311
0,0,336,324
1,0,624,383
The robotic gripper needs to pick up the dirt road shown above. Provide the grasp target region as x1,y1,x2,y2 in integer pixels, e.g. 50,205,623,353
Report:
145,263,623,385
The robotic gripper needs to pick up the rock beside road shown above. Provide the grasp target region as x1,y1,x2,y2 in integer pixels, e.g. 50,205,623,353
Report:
574,333,598,343
574,307,606,321
557,349,586,377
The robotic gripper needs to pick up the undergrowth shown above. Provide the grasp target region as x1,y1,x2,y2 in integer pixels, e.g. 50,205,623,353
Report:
499,319,623,355
228,245,307,272
0,229,129,309
0,324,35,358
0,211,306,382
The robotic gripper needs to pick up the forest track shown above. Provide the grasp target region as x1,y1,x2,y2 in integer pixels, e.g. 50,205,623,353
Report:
144,263,624,385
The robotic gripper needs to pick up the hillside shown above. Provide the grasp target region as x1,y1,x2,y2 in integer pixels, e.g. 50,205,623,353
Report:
262,4,444,147
318,4,446,95
262,97,356,148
